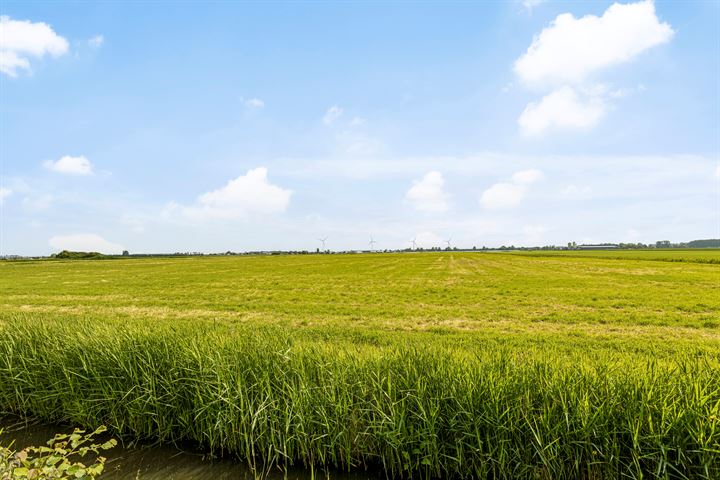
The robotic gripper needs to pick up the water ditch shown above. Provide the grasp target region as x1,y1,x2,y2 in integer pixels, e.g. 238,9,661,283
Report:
1,416,379,479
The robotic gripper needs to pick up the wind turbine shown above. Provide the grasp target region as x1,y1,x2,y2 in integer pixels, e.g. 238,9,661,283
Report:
445,237,453,249
409,237,418,250
318,237,328,251
369,236,378,251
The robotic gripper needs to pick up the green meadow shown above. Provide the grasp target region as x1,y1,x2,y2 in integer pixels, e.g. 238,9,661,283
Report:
1,251,719,478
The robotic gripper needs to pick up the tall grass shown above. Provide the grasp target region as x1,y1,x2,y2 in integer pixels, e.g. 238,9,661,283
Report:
0,317,718,479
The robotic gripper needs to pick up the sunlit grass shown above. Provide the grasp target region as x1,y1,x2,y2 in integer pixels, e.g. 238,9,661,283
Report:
0,251,719,478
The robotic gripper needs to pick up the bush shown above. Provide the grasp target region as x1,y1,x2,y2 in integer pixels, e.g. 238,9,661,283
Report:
52,251,109,260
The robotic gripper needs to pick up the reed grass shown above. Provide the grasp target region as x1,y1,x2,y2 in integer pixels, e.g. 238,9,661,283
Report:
0,317,718,479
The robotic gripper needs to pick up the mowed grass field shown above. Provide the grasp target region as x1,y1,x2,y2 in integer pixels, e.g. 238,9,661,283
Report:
1,250,719,478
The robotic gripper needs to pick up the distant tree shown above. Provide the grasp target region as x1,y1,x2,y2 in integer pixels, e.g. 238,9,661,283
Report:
687,239,720,248
55,250,106,260
122,250,130,256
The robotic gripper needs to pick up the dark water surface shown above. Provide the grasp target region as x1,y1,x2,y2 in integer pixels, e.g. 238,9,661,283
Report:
1,416,379,479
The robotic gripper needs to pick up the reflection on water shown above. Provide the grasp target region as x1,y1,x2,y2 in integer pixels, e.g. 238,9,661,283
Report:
1,416,378,480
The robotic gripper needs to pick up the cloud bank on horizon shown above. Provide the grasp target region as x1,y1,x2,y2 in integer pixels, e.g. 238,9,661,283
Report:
0,1,717,255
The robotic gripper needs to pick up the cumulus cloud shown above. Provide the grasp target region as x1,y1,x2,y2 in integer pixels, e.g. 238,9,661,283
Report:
323,105,343,125
44,155,94,175
518,86,606,136
88,35,104,48
0,16,69,77
515,1,674,87
241,97,264,108
49,233,124,254
0,187,11,204
405,171,450,213
514,1,673,137
480,169,544,210
179,167,291,220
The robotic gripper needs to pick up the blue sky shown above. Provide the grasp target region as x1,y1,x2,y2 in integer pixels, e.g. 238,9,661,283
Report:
1,0,718,255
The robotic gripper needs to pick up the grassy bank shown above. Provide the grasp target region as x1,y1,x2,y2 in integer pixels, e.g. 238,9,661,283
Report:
1,251,719,478
1,318,718,479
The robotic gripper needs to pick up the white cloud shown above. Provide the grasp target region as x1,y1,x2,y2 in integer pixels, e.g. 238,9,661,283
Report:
480,182,525,210
518,86,606,136
44,155,94,175
0,51,29,77
2,152,712,254
323,105,343,125
514,2,673,136
405,171,450,213
241,97,264,108
180,167,291,220
0,187,11,204
480,169,544,209
512,169,544,184
49,233,123,254
88,35,104,48
515,1,673,87
0,16,69,77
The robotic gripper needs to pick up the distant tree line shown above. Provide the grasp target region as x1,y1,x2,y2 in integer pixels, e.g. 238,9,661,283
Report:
572,239,720,250
2,238,719,261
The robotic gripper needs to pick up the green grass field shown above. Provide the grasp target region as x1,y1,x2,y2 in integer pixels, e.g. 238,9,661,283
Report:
1,251,719,478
